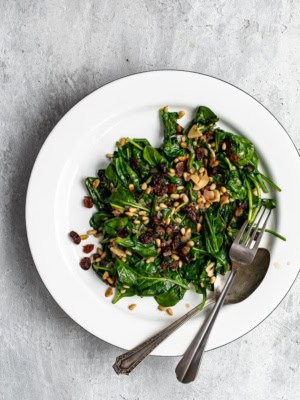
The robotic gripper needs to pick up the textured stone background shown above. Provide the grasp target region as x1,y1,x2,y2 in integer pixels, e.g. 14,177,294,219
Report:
0,1,299,399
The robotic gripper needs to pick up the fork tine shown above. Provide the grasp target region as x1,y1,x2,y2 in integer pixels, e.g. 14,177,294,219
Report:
241,205,263,245
246,206,267,247
234,219,249,244
252,209,272,250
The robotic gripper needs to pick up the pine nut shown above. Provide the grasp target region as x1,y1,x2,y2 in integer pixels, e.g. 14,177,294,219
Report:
120,289,126,294
120,137,127,147
141,182,147,190
133,220,141,224
128,304,136,311
221,142,227,150
220,186,227,193
163,106,168,112
146,187,152,194
105,287,113,297
103,271,109,280
172,254,179,261
146,257,155,264
182,194,189,203
179,260,183,268
196,223,202,232
175,217,182,223
187,240,195,247
210,276,216,284
178,111,185,119
158,305,166,311
210,183,216,190
180,228,186,235
139,210,147,215
87,230,97,235
166,308,174,316
181,135,186,142
129,207,137,212
160,203,167,209
171,194,180,199
79,234,89,240
165,217,171,225
106,153,113,159
128,184,134,191
156,238,161,247
92,179,100,189
180,142,187,148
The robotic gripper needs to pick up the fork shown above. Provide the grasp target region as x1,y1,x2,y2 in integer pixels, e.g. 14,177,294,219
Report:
175,205,272,383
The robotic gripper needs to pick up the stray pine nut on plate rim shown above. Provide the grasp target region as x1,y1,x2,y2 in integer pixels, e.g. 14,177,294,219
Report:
26,71,300,356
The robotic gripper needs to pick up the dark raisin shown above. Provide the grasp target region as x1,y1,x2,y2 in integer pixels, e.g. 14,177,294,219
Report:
159,163,168,174
180,254,190,264
69,231,81,244
167,183,177,193
162,246,172,257
118,228,128,238
195,147,208,161
130,157,139,170
169,260,180,270
171,234,182,251
183,204,198,222
220,139,232,153
229,153,240,164
175,161,185,177
153,185,168,196
83,244,94,254
152,174,163,186
205,130,214,141
179,245,191,256
139,232,154,244
80,257,91,270
83,196,93,208
234,202,247,217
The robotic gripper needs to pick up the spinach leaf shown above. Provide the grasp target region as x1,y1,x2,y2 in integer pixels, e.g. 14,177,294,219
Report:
109,187,149,211
143,145,167,167
105,163,121,187
90,211,110,230
225,170,247,200
104,217,128,237
116,237,157,257
193,106,218,126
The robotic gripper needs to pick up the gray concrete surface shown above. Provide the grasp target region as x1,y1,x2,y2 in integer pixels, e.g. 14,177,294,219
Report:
1,1,299,399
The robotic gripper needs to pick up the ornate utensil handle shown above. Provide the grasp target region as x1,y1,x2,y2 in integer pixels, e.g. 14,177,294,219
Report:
113,299,215,375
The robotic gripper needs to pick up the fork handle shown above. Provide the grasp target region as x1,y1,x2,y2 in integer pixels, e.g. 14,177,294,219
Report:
176,268,238,383
113,298,215,375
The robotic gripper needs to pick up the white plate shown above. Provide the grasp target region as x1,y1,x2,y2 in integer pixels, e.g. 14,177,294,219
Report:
26,71,300,356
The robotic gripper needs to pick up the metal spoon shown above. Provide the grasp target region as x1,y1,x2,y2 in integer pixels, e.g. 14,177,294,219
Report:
113,248,270,375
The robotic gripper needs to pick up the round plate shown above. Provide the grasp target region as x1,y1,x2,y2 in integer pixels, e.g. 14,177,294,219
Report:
26,71,300,356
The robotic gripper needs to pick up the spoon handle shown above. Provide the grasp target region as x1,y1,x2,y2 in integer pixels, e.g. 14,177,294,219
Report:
175,269,237,383
113,298,215,375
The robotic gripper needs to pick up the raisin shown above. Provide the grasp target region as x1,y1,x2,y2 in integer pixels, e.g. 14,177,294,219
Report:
171,234,182,251
80,257,91,270
205,130,214,141
159,163,168,174
162,246,172,257
83,244,94,254
184,204,198,222
169,260,179,270
139,232,154,244
195,147,208,161
153,184,168,196
229,153,240,164
130,156,140,170
167,183,177,193
155,225,166,236
118,228,128,238
69,231,81,244
234,202,247,217
175,161,185,177
83,196,93,208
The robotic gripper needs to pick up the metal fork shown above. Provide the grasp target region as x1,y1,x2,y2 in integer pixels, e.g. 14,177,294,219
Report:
175,205,272,383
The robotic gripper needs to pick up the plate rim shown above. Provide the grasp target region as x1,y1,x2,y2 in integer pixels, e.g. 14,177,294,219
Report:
26,69,300,356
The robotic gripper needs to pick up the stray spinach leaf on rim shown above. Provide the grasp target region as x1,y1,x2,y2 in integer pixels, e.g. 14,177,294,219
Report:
69,105,284,309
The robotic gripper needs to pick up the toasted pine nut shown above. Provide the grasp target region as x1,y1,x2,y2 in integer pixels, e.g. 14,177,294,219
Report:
120,289,126,294
180,228,186,235
125,250,132,256
133,220,141,224
128,304,136,311
105,287,113,297
146,187,152,194
173,202,179,207
156,238,161,248
171,194,180,199
181,194,189,203
221,142,227,150
181,135,187,142
177,186,185,191
210,183,216,190
160,203,167,209
175,217,182,223
166,308,173,316
79,234,89,240
87,230,97,235
106,153,113,159
158,305,166,311
103,271,109,280
163,106,168,112
129,207,137,213
128,184,134,191
141,182,147,190
146,257,155,264
220,186,227,193
178,111,185,119
187,240,195,247
179,260,183,268
196,223,202,232
165,217,171,225
210,276,216,284
172,254,179,261
180,142,187,148
92,179,100,189
139,210,147,216
120,137,127,147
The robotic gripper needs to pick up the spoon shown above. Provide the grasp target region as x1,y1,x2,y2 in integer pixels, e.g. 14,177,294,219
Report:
113,248,270,375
